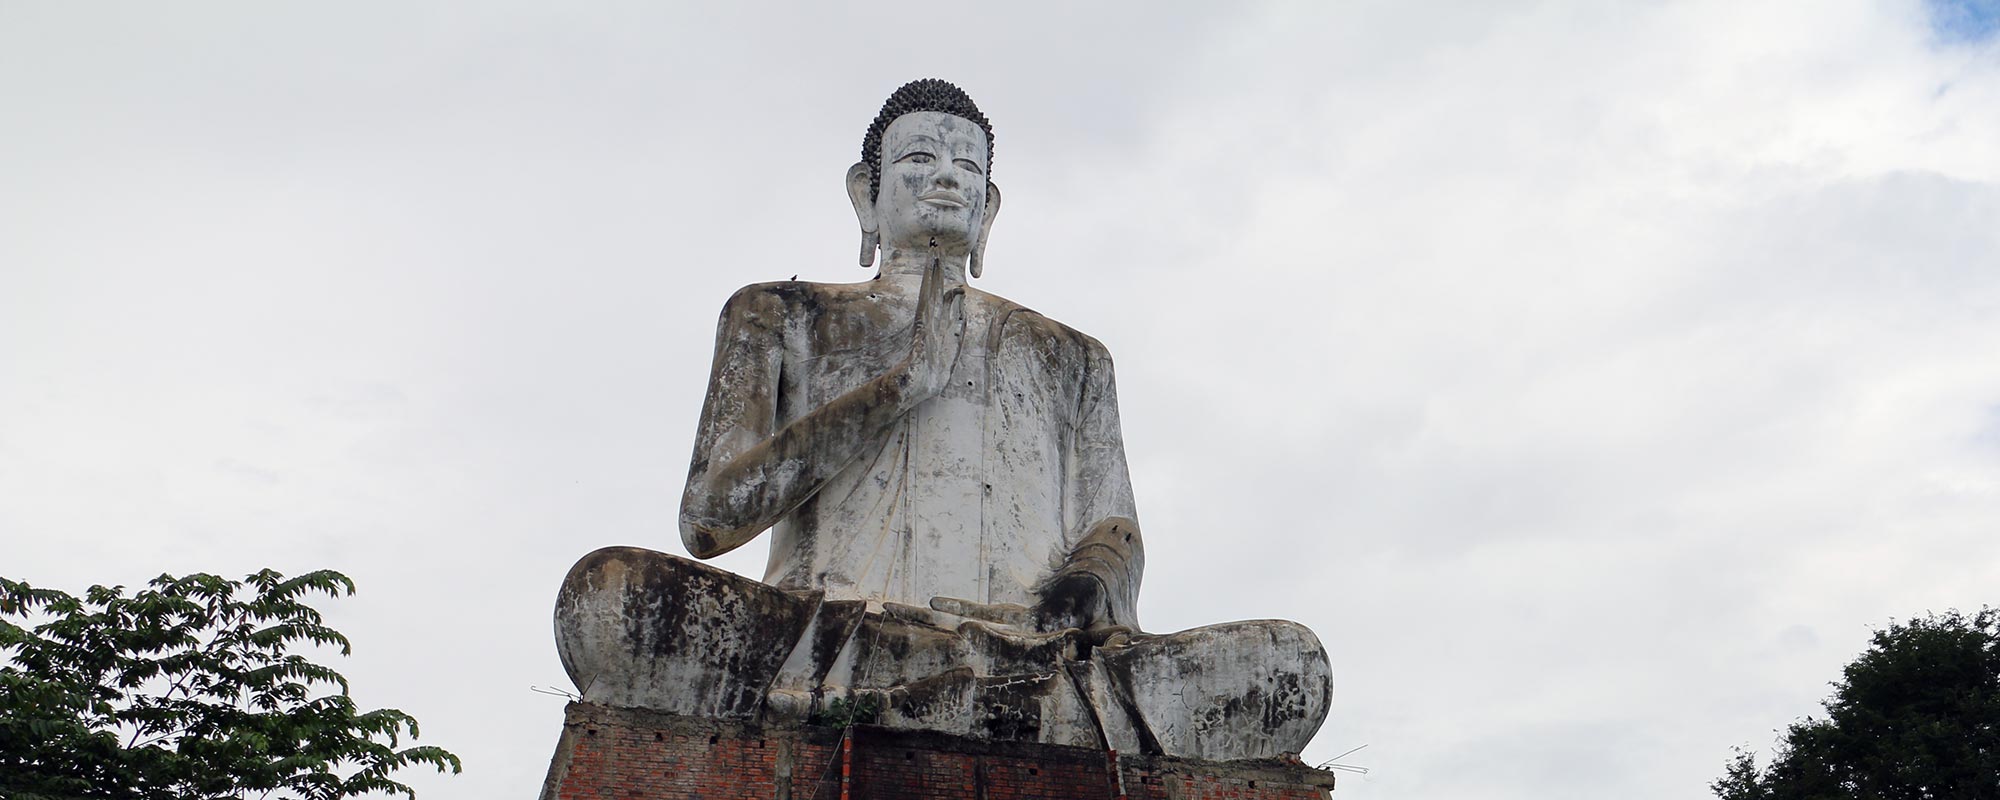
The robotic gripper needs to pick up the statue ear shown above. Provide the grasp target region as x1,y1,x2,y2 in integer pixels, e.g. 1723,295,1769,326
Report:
846,162,879,268
970,181,1001,279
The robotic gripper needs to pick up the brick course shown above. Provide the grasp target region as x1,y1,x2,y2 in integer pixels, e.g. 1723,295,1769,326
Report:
542,703,1334,800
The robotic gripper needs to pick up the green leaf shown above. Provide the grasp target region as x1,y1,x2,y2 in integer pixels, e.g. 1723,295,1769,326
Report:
0,567,460,800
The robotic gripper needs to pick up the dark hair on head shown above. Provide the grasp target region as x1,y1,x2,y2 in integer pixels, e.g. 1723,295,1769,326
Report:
861,78,993,201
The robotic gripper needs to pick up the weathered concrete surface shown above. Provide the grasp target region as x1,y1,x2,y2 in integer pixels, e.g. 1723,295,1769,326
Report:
555,547,817,717
1095,622,1333,762
677,247,1145,624
553,79,1335,764
556,547,1331,760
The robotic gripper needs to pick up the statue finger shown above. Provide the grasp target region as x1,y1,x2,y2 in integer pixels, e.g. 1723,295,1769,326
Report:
943,287,966,324
921,249,946,292
930,596,1028,626
1087,624,1135,649
913,271,937,316
928,595,976,614
912,257,943,312
883,601,962,630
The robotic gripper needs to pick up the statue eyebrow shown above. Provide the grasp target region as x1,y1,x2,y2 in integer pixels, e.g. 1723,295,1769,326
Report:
893,136,945,155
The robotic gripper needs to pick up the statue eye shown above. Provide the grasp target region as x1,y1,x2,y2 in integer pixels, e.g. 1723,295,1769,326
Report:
896,152,936,164
954,159,984,175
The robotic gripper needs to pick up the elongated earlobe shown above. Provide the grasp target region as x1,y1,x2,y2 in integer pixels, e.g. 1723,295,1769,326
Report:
970,181,1002,279
845,161,879,268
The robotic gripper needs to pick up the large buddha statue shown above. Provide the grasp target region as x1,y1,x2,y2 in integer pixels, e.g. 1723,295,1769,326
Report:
555,79,1330,762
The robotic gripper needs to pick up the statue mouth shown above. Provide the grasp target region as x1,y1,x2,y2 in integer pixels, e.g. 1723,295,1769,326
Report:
918,190,967,208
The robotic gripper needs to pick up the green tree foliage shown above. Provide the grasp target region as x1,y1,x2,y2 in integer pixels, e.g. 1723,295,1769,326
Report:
1712,608,2000,800
0,569,461,799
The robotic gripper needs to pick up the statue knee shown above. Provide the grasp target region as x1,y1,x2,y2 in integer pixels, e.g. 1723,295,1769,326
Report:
1096,619,1332,761
553,546,817,717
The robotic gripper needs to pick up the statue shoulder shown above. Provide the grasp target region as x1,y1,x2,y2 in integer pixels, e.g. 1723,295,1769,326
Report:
716,279,876,328
978,291,1118,367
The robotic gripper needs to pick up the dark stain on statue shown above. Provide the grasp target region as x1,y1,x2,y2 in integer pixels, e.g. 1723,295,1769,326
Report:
976,676,1046,741
1262,671,1305,733
803,600,866,687
686,531,718,561
566,548,825,718
891,668,973,722
616,555,675,660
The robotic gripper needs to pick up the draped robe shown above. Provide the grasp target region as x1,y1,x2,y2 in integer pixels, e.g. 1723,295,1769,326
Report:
555,274,1328,761
683,276,1143,627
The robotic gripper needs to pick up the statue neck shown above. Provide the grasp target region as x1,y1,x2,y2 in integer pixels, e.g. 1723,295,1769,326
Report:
878,245,969,285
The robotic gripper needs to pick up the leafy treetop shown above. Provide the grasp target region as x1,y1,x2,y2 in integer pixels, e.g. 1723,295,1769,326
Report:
1,568,461,800
1713,607,2000,800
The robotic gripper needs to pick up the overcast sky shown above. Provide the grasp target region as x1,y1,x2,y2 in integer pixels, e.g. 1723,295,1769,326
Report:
4,2,1999,798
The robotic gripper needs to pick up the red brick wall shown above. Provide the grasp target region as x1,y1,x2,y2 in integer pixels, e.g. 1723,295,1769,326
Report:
846,728,1115,800
1121,763,1330,800
541,703,1333,800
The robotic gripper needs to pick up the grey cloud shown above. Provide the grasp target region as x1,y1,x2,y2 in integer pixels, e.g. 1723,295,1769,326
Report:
4,2,1998,799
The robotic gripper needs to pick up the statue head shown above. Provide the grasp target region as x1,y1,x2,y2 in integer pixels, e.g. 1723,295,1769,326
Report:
846,79,1003,278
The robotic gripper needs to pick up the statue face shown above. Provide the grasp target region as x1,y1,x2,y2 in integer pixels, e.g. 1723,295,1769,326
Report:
873,111,991,253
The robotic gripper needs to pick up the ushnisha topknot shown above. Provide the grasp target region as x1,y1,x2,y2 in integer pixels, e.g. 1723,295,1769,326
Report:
861,78,994,202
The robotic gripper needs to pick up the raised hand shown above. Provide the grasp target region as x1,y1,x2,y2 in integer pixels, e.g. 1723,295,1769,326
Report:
903,249,967,400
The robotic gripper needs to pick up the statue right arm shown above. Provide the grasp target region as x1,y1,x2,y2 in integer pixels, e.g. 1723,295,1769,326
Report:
679,266,964,559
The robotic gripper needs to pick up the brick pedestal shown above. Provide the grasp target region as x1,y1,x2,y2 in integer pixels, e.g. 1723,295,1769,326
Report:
542,703,1335,800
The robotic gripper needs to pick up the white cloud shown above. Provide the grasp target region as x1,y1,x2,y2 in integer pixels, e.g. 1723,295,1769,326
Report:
3,2,1996,798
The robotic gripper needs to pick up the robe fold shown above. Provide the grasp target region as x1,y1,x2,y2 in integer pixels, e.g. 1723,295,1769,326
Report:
686,278,1143,629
